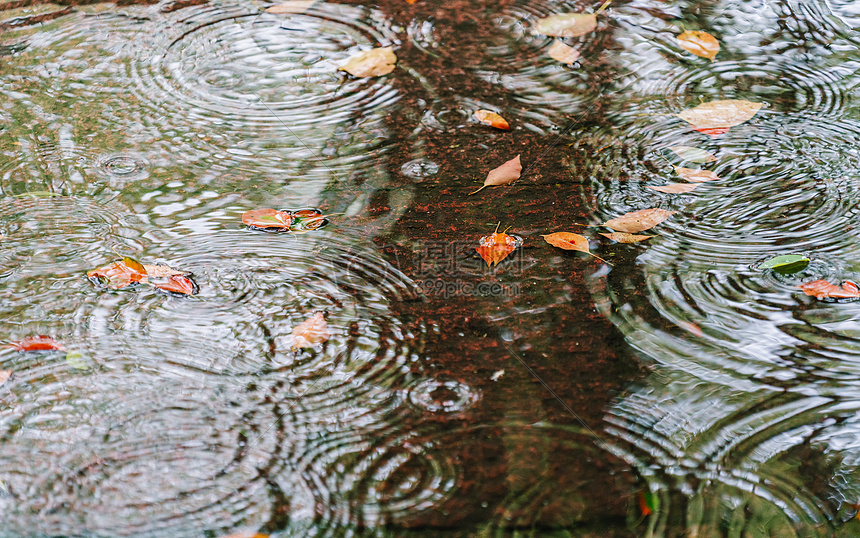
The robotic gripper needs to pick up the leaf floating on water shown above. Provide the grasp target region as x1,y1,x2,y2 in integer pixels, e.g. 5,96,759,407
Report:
677,30,720,61
476,226,521,266
674,166,720,182
291,312,330,350
8,335,66,352
242,208,293,230
338,47,397,77
291,208,329,230
87,258,148,289
490,369,505,381
469,155,522,195
547,40,581,64
603,208,677,233
535,13,597,37
543,232,590,253
142,264,188,278
647,182,698,194
153,275,197,296
677,99,763,130
669,146,716,163
799,279,860,299
760,254,809,275
265,0,314,14
65,351,90,370
474,110,510,130
600,232,653,243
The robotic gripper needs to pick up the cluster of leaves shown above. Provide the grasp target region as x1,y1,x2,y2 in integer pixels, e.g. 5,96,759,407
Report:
241,208,328,232
87,257,197,296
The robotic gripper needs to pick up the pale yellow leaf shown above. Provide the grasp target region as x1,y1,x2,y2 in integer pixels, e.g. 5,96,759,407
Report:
535,13,597,37
547,40,580,64
603,208,677,233
338,47,397,78
676,99,763,129
647,182,698,194
265,0,314,14
0,370,10,385
674,166,720,182
600,232,653,243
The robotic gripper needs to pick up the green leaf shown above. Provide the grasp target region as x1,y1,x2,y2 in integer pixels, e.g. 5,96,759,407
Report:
669,146,717,163
760,254,809,275
65,351,90,370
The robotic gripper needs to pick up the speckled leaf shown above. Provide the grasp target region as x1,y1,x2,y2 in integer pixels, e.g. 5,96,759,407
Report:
677,30,720,61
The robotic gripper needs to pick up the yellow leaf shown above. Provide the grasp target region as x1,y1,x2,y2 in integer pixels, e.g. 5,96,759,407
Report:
338,47,397,78
676,99,763,130
547,40,581,64
677,30,719,61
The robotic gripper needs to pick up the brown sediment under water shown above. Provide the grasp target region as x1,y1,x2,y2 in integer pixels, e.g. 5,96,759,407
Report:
1,0,860,535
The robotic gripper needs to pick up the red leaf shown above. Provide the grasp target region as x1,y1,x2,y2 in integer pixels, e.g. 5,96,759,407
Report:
153,275,197,295
87,259,147,289
9,335,66,351
476,230,520,266
799,279,860,299
694,126,730,137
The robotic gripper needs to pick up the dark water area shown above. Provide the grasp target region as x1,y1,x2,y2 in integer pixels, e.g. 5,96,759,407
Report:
1,0,860,536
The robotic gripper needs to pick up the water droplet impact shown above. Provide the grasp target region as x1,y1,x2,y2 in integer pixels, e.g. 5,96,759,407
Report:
94,153,149,181
406,379,480,413
400,158,439,179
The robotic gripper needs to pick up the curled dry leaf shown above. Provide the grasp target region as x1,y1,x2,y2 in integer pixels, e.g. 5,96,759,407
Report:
600,232,653,243
647,183,698,194
8,335,66,352
242,208,293,230
476,226,522,267
470,155,522,195
799,279,860,300
87,257,147,289
291,312,330,349
674,166,720,182
669,146,716,163
474,110,510,130
153,275,197,296
338,47,397,78
677,99,763,130
603,208,676,233
547,40,580,64
265,0,314,14
676,30,719,61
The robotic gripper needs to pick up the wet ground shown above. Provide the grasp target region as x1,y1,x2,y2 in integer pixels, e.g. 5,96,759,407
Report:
2,0,860,536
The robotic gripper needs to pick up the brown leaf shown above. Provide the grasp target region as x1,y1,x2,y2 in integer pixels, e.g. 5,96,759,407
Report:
547,40,580,64
600,232,653,243
474,110,510,130
674,166,720,182
799,280,860,299
291,312,330,349
8,336,66,352
338,47,397,78
677,30,719,61
543,232,589,253
603,208,676,233
476,231,519,266
677,99,763,130
647,183,698,194
142,264,188,278
0,370,10,385
265,0,314,14
470,155,521,195
152,275,197,296
87,258,148,289
242,208,293,230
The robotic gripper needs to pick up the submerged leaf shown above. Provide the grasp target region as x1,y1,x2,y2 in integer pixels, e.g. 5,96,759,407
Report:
291,312,330,349
8,336,66,352
547,40,581,64
600,232,653,243
799,279,860,299
474,110,510,130
647,183,698,194
603,208,676,233
469,155,522,195
535,13,597,37
338,47,397,77
669,146,716,163
760,254,809,275
674,166,720,182
265,0,314,14
677,30,719,61
677,99,763,130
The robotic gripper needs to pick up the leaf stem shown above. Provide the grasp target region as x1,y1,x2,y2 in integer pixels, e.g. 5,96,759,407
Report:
594,0,612,16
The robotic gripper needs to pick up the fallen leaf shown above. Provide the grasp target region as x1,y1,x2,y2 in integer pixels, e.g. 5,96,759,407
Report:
543,232,611,265
152,275,197,295
65,351,90,370
547,40,580,64
600,232,653,243
291,208,328,230
490,369,505,381
476,225,521,266
8,336,66,352
678,321,703,337
669,146,716,163
469,155,522,195
291,312,330,349
405,0,418,3
603,208,677,233
760,254,809,275
242,208,293,230
265,0,314,14
87,258,148,289
0,370,10,385
338,47,397,78
474,110,510,130
799,280,860,299
142,264,188,278
677,30,719,61
674,166,720,182
647,182,698,194
535,13,596,37
677,99,763,130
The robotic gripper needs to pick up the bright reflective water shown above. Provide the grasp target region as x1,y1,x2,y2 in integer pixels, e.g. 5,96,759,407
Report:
3,0,860,535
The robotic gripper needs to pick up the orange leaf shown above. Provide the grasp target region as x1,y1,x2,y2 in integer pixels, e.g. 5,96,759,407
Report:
242,208,293,230
470,155,522,195
87,259,148,289
799,280,860,299
291,312,330,349
676,30,720,61
152,275,197,295
476,232,519,266
543,232,590,253
474,110,510,130
694,126,730,137
674,166,720,182
600,232,653,243
603,208,677,233
647,183,698,194
8,335,66,352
